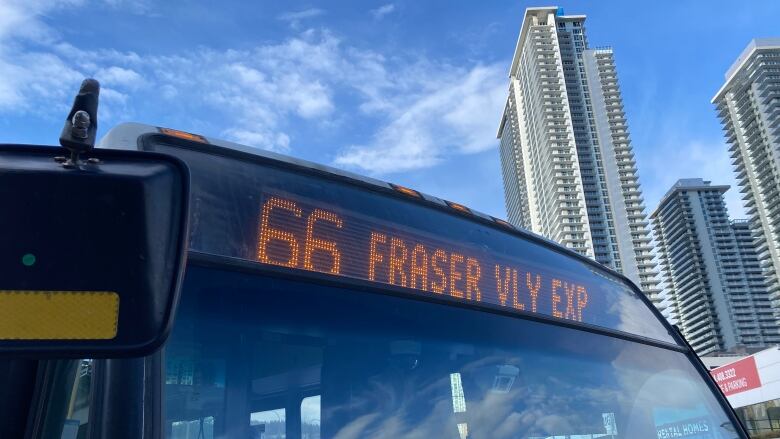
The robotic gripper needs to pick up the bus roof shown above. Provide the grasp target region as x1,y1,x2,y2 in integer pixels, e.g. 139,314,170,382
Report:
99,122,551,239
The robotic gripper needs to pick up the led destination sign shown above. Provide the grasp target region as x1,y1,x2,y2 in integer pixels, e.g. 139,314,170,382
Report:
258,195,591,323
148,140,677,344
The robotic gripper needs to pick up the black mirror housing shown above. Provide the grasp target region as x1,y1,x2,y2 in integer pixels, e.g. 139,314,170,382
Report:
0,145,189,358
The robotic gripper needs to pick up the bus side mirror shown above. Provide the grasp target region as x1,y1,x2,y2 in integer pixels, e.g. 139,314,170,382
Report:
0,145,189,358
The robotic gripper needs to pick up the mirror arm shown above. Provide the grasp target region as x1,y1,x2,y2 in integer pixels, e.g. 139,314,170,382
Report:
58,79,100,167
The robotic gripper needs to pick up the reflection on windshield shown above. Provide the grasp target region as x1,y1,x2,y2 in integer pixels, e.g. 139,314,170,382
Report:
164,266,736,439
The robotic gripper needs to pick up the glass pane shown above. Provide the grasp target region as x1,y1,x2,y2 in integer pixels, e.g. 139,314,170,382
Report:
735,398,780,437
67,359,93,433
170,416,213,439
301,396,320,439
37,359,93,439
250,409,285,439
164,265,738,438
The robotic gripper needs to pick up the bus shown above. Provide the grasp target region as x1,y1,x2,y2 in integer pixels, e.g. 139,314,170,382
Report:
1,92,748,437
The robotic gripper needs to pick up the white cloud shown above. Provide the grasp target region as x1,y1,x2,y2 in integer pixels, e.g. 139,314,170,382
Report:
371,4,396,19
0,0,152,117
0,2,509,168
334,64,506,174
277,8,325,21
0,51,84,112
0,23,347,151
95,66,144,89
101,0,155,15
277,8,325,29
0,0,87,45
223,128,291,153
160,84,178,99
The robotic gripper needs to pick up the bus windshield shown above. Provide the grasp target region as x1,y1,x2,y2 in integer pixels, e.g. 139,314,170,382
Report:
165,264,737,439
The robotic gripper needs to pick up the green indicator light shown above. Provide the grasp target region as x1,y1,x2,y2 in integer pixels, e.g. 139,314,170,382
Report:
22,254,36,267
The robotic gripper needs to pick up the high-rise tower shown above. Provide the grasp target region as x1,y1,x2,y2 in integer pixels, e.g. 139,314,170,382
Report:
497,7,660,303
651,179,780,355
713,38,780,323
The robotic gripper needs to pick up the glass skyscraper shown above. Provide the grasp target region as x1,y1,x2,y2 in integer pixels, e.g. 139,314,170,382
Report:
713,38,780,327
497,7,660,304
651,179,780,355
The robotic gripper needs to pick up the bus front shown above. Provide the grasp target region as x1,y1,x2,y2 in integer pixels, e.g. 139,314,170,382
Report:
5,119,746,438
122,126,742,439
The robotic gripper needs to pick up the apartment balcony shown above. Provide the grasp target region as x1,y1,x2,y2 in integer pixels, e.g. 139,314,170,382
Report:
626,208,648,220
609,112,627,122
675,280,706,301
545,107,566,115
769,211,780,230
565,237,590,245
636,258,657,268
766,106,780,128
734,166,748,181
551,150,575,160
733,86,751,105
609,118,627,127
736,183,751,200
632,235,653,244
724,128,738,144
744,126,763,146
685,326,717,346
738,113,759,133
755,164,776,185
715,101,731,118
679,301,714,323
758,180,780,200
675,286,706,307
621,184,640,193
535,43,556,53
734,95,753,115
759,88,780,106
770,120,780,137
536,60,558,68
766,195,780,215
758,80,780,99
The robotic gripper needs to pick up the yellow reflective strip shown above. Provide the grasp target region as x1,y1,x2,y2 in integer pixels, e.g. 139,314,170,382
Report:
0,291,119,340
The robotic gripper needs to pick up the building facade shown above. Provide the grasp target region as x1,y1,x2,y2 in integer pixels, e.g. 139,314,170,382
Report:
731,219,780,347
651,179,780,356
713,38,780,326
497,7,659,303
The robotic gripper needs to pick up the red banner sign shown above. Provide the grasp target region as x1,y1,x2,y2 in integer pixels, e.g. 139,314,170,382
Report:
710,356,761,396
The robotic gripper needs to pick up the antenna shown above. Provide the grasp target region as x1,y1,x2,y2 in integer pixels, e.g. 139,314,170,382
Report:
59,78,100,167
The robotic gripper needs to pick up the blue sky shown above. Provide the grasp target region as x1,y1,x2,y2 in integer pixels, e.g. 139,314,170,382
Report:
2,0,779,219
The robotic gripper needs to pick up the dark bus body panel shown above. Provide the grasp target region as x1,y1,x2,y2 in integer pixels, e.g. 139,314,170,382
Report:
138,133,676,344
